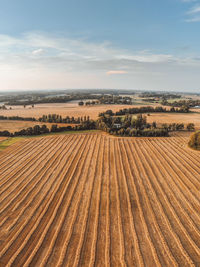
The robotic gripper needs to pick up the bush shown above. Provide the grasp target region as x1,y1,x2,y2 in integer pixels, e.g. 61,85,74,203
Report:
188,131,200,150
187,123,195,131
0,130,11,137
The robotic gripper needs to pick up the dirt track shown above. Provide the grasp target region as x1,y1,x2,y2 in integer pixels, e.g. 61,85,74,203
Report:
0,133,199,266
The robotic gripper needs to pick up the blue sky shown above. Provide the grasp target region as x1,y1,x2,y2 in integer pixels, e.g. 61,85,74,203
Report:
0,0,200,91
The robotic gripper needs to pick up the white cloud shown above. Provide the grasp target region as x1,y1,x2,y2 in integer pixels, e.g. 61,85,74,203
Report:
106,70,128,75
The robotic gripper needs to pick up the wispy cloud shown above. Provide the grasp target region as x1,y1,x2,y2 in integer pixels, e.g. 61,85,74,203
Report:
187,5,200,13
32,48,45,55
0,32,200,91
0,32,179,72
183,1,200,22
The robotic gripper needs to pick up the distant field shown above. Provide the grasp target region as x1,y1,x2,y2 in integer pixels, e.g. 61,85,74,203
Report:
0,101,162,120
0,133,199,266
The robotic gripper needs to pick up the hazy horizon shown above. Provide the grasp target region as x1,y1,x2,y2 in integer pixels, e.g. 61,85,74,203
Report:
0,88,199,95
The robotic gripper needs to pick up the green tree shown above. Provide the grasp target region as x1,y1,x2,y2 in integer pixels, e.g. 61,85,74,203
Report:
187,123,195,131
188,131,200,150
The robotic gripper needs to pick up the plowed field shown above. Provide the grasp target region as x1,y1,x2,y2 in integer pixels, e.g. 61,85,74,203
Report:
0,133,199,266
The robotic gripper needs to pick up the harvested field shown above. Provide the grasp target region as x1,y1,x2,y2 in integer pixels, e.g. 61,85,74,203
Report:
0,102,162,120
0,133,199,266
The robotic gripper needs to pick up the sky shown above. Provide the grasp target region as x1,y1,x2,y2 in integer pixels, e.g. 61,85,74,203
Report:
0,0,200,92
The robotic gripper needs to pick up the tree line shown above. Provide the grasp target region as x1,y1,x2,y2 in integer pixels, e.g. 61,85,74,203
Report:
0,114,90,124
139,92,181,99
4,93,102,106
38,114,90,124
162,99,200,108
78,95,132,106
0,119,96,137
0,115,36,121
99,105,190,117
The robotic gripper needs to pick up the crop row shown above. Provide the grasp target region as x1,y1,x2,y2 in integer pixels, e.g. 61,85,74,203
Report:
0,134,199,266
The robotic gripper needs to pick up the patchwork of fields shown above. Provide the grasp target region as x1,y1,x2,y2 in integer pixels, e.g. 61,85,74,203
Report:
0,133,199,266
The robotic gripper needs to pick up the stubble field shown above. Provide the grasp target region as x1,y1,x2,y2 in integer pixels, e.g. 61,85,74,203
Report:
0,102,164,120
0,133,199,266
0,103,136,120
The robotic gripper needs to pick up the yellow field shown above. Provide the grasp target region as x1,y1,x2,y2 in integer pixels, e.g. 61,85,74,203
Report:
0,102,160,119
0,133,199,266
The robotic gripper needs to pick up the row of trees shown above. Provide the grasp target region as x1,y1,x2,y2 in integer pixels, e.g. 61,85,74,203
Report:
78,95,133,106
50,120,96,133
78,101,98,106
161,123,195,131
100,106,190,117
162,99,200,108
0,114,90,124
0,119,96,137
98,95,132,104
0,115,36,121
110,128,169,137
38,114,90,124
139,93,181,99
